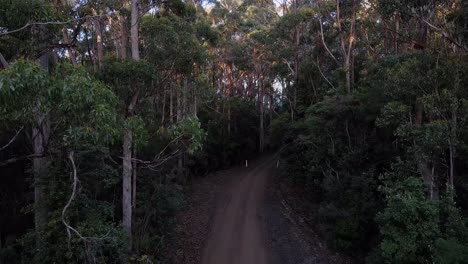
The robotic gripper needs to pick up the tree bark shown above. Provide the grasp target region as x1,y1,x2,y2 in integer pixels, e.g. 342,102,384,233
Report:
161,90,166,123
34,51,50,246
62,28,77,66
258,67,265,153
0,52,8,68
118,12,128,59
336,0,356,93
92,10,104,66
394,12,400,54
122,0,141,251
131,0,140,60
415,102,438,200
33,111,50,240
132,142,137,209
170,85,174,123
122,129,133,250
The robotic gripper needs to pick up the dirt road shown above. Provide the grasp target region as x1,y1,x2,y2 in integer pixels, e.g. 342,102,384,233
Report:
172,155,348,264
201,156,274,264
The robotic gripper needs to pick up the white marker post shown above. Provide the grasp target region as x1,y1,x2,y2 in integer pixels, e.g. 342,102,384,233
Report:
245,160,248,168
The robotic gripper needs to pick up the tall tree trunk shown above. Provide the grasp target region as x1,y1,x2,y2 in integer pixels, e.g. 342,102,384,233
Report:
123,0,140,251
62,28,77,66
336,0,356,94
118,12,128,59
92,9,104,66
227,104,231,136
293,24,299,109
449,103,457,190
132,142,137,209
34,52,50,245
176,84,181,123
161,90,166,123
122,129,133,249
415,102,438,200
176,79,184,180
170,85,174,123
131,0,140,61
258,68,265,153
33,111,49,240
394,12,400,54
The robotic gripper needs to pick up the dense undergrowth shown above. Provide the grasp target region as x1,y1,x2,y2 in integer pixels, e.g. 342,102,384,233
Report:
276,54,468,263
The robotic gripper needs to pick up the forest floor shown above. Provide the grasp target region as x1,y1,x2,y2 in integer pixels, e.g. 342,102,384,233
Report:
171,154,349,264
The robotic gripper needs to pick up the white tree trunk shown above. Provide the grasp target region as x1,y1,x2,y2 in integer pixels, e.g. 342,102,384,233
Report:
122,129,133,250
131,0,140,60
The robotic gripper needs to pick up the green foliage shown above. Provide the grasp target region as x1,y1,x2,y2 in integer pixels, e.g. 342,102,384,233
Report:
0,0,57,60
0,60,50,124
0,60,126,263
98,58,156,104
193,98,259,172
279,95,387,255
375,177,440,264
141,15,207,73
133,181,185,263
171,117,206,155
0,61,122,148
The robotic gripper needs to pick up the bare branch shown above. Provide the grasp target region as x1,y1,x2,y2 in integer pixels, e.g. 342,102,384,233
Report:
312,59,335,90
0,126,23,152
62,151,112,243
423,19,468,52
0,153,42,167
62,151,87,242
282,59,295,76
0,51,9,68
319,18,340,65
0,15,105,37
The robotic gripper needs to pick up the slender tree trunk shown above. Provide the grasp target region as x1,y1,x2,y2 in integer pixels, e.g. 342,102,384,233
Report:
131,0,140,61
193,83,197,117
33,111,50,240
92,9,104,66
161,90,166,123
0,52,8,68
183,78,187,117
34,52,50,245
170,85,174,123
293,25,299,109
176,79,184,180
227,104,231,136
415,102,438,200
123,0,140,251
132,142,137,209
258,68,265,153
336,0,356,94
177,84,181,123
449,103,457,189
122,129,133,249
62,28,77,66
118,12,128,59
394,12,400,54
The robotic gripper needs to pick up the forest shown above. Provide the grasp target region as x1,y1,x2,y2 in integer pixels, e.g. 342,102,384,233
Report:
0,0,468,263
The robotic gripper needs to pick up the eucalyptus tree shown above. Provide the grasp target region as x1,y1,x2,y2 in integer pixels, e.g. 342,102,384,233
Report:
0,61,124,262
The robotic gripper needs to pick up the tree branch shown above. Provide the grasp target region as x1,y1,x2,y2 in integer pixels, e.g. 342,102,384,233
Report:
0,15,105,37
0,153,42,167
423,19,468,52
312,59,335,90
0,51,9,68
62,151,87,242
0,126,23,152
319,19,340,65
